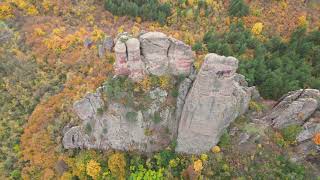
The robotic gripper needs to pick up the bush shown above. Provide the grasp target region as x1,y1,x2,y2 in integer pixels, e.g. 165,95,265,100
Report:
126,111,138,122
228,0,249,17
281,125,303,144
85,123,92,134
152,112,161,124
104,0,172,25
218,131,231,148
192,41,203,52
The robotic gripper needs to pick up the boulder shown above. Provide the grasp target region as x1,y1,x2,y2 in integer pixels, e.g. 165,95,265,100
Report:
175,53,253,154
103,36,114,52
262,89,320,129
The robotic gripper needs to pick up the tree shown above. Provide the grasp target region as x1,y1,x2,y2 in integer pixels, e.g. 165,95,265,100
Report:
228,0,249,17
86,160,101,179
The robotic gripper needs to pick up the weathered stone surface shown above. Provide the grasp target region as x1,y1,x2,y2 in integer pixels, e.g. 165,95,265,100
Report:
140,32,170,76
114,38,129,75
63,87,176,152
98,44,105,58
296,122,320,143
55,160,69,176
175,66,196,124
103,36,114,52
175,53,252,154
126,38,145,81
168,38,194,75
114,32,195,79
262,89,320,129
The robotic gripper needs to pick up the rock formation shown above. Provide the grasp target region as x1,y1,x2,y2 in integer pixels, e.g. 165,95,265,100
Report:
63,33,255,154
175,53,253,154
114,32,195,80
261,89,320,160
262,89,320,128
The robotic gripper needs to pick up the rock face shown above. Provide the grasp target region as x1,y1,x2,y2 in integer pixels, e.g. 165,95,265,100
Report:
175,53,253,154
63,87,176,152
140,32,171,76
114,32,195,80
262,89,320,129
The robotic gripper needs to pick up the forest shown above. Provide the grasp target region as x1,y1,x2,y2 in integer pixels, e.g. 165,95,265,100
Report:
0,0,320,179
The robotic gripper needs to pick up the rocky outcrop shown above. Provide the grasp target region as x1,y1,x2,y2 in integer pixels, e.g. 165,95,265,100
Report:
261,89,320,161
63,87,176,152
175,53,253,154
63,34,255,154
114,32,195,80
262,89,320,128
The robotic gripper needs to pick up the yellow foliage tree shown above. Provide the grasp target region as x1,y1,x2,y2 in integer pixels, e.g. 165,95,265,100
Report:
108,153,126,180
211,145,221,153
60,172,73,180
193,159,203,172
251,22,263,35
0,3,13,20
298,15,307,27
86,160,101,179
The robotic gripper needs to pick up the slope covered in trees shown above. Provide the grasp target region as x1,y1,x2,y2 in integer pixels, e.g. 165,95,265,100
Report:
201,22,320,99
0,0,319,179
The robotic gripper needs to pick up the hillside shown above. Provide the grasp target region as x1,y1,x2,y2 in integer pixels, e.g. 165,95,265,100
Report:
0,0,320,179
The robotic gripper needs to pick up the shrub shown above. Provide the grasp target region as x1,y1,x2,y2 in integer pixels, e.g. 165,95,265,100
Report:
218,131,231,148
228,0,249,17
126,111,138,122
97,107,104,116
85,123,92,134
192,41,203,52
152,112,161,124
249,101,264,112
129,166,164,179
281,125,303,144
